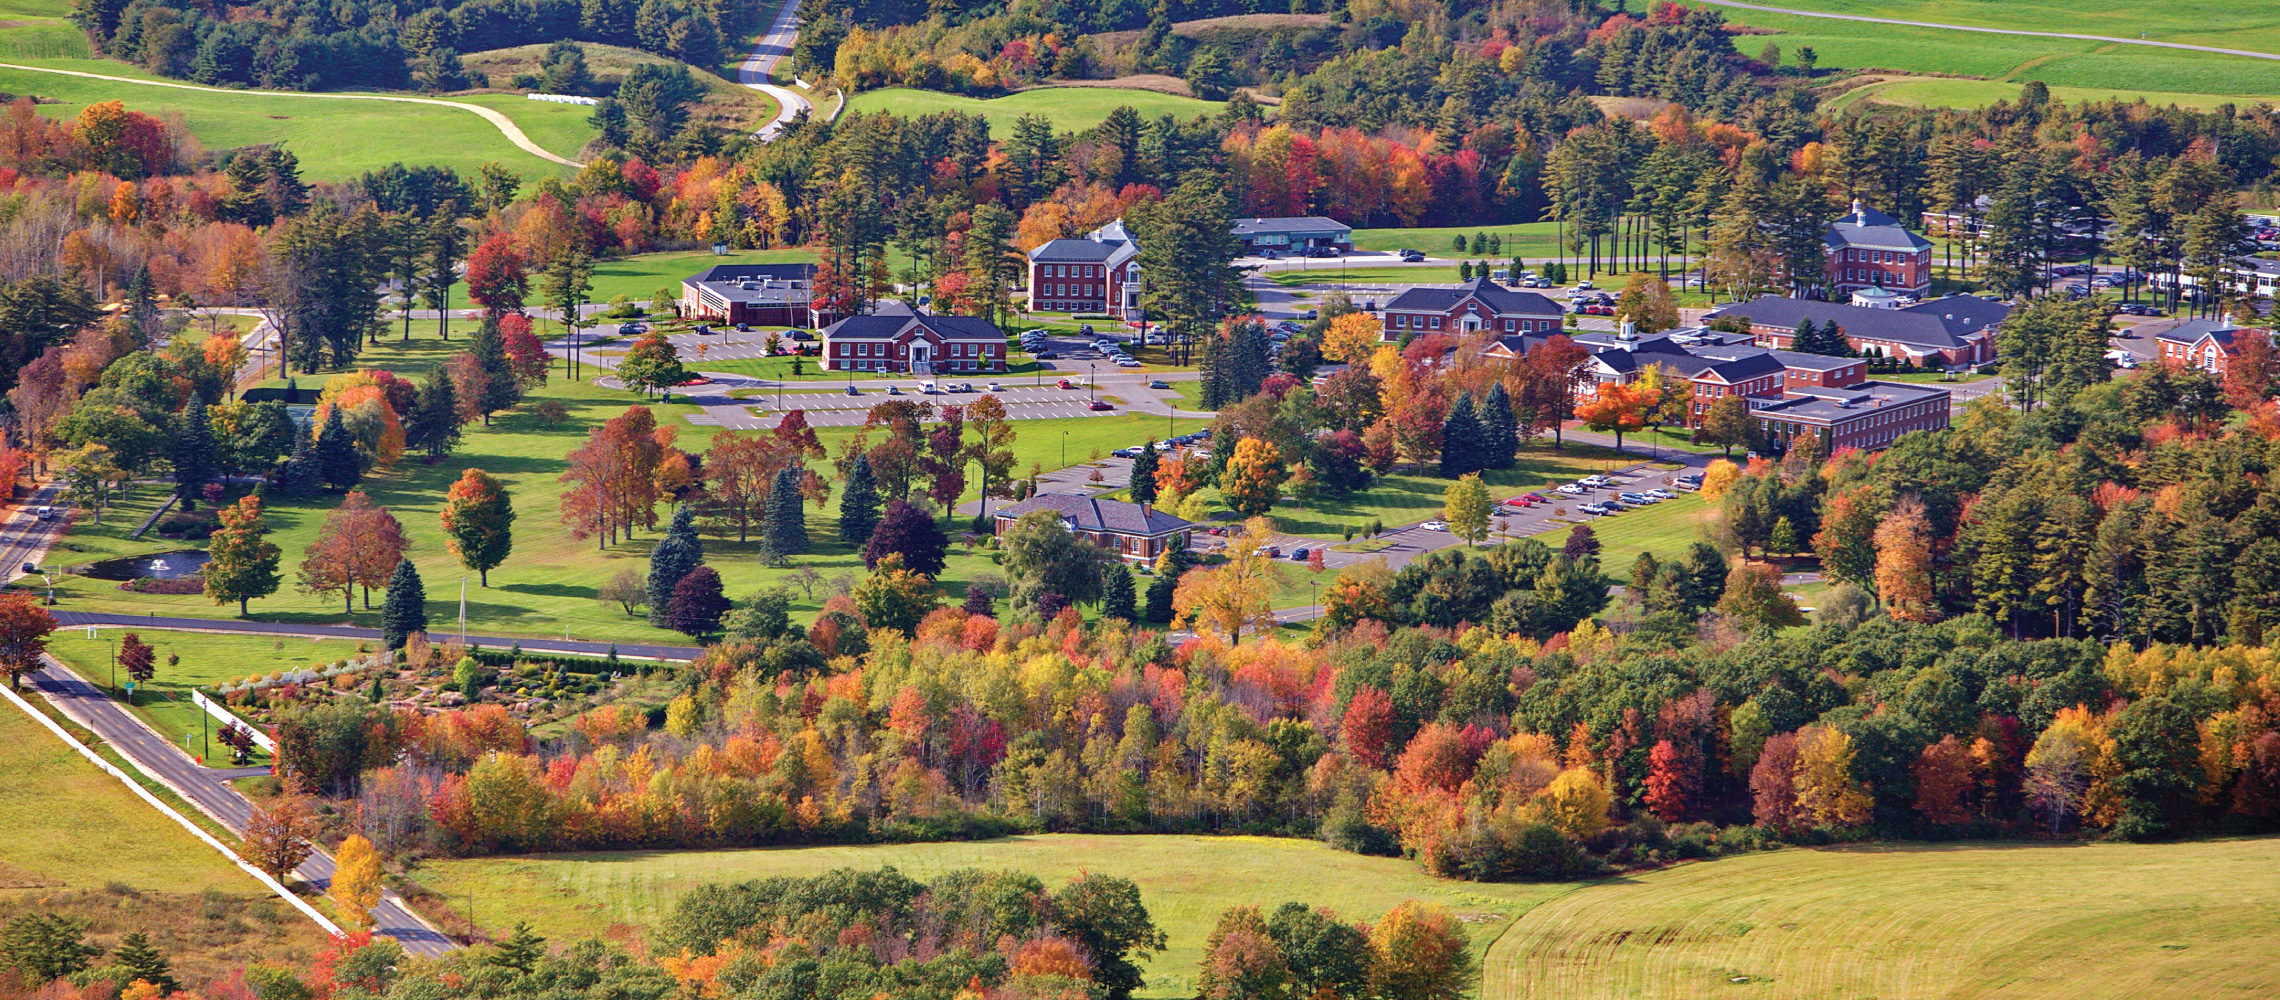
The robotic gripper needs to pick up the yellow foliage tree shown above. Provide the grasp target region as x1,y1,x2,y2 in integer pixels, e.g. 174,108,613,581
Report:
1320,311,1383,363
1528,768,1612,839
331,833,383,931
1792,725,1873,828
1367,900,1473,1000
1443,473,1492,545
1172,516,1284,645
1699,458,1741,502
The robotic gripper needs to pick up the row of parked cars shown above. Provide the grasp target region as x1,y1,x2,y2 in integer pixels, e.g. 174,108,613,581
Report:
1111,429,1213,460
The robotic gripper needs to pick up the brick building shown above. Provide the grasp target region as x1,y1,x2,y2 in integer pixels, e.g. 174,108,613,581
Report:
992,494,1195,564
1705,294,2008,369
2155,318,2268,375
1825,200,1933,297
820,307,1007,375
1026,221,1139,317
680,263,831,327
1380,277,1563,342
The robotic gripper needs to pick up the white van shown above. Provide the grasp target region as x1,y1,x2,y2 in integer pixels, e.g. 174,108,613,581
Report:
919,381,942,394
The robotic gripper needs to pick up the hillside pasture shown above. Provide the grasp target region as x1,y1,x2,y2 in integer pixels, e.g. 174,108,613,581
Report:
1688,0,2280,56
1483,837,2280,1000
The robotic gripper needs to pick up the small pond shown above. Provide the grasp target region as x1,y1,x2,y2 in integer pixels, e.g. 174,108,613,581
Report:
80,550,211,580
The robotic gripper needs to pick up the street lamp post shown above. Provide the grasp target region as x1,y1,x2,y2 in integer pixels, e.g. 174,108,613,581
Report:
1061,431,1068,469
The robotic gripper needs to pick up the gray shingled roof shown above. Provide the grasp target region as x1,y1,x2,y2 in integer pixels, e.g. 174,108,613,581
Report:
2155,319,2243,347
1029,238,1128,262
1749,380,1950,424
1707,295,2009,352
1385,277,1562,317
1825,202,1932,252
687,263,817,284
823,313,1006,342
994,493,1194,536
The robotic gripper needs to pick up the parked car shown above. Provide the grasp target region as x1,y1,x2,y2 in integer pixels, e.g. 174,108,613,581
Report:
1057,379,1078,389
1421,520,1449,532
1647,489,1678,500
1089,400,1114,410
1578,503,1612,515
1034,351,1059,360
988,382,1005,392
1147,379,1171,389
1523,493,1549,503
1399,252,1425,263
1112,447,1142,458
844,385,861,395
887,385,903,395
1301,308,1319,319
1577,280,1595,290
1290,548,1310,561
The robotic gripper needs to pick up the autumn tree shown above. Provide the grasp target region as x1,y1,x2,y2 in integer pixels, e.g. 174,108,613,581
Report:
1615,271,1681,333
1173,516,1284,645
1196,907,1290,1000
1873,495,1938,621
701,432,785,542
204,494,281,615
1367,901,1472,1000
297,491,410,612
865,498,949,578
464,233,527,318
331,834,383,932
1573,381,1654,450
1914,735,1976,825
1320,311,1382,364
440,468,515,586
853,553,941,635
665,565,730,639
1792,726,1872,828
244,789,315,885
116,632,155,692
1443,473,1491,545
0,594,55,690
1715,561,1805,629
618,331,688,397
1219,437,1288,517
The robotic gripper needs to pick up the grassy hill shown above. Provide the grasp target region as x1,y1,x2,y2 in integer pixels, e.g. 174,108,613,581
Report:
1691,0,2280,55
409,834,1567,999
1483,837,2280,1000
844,86,1229,135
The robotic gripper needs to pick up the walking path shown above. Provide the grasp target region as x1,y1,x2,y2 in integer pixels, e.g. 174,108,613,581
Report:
737,0,812,140
1690,0,2280,63
0,62,584,168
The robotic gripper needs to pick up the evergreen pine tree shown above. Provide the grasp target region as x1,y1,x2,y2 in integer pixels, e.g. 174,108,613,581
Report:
1822,319,1847,355
962,582,995,616
1792,317,1818,353
113,933,176,995
1128,442,1159,503
645,506,702,627
408,366,462,460
1480,383,1519,470
1143,573,1177,624
838,454,882,545
1440,391,1486,478
762,465,808,565
380,558,426,650
489,923,546,974
170,400,218,505
1102,564,1137,620
315,406,362,491
472,319,522,424
278,420,323,500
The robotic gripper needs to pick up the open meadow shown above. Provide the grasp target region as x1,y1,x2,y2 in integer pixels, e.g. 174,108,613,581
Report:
42,631,367,761
1482,837,2280,1000
1687,0,2280,55
410,833,1566,999
845,86,1229,135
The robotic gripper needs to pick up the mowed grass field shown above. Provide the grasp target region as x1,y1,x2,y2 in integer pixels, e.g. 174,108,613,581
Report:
412,834,1565,998
1684,0,2280,55
1265,444,1632,540
845,87,1228,135
1526,489,1714,581
1351,223,1570,261
35,335,1208,644
1483,838,2280,1000
0,699,264,892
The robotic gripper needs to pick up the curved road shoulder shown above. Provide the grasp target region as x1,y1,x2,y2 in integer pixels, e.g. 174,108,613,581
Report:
737,0,813,139
1689,0,2280,63
0,61,585,167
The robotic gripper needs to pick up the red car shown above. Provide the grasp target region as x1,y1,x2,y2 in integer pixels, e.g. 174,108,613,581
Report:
1523,492,1549,503
1089,400,1114,410
1057,379,1077,389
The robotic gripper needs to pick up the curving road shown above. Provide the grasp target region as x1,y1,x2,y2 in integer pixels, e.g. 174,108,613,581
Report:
737,0,813,140
0,62,586,168
1689,0,2280,63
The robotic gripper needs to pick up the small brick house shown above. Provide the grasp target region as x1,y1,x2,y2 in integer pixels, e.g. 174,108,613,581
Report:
1380,277,1563,342
821,310,1007,375
2155,318,2266,375
1824,200,1932,297
992,493,1195,564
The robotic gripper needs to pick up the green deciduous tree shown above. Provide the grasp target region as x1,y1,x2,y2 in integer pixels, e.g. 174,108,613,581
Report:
441,468,514,586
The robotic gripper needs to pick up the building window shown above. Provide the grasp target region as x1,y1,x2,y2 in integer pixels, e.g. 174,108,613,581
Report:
1430,317,1442,330
1396,315,1408,329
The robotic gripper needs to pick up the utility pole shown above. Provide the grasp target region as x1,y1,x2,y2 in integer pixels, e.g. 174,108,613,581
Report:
459,577,468,642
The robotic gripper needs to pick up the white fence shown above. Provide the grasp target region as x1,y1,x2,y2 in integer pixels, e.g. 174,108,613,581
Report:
527,93,599,106
190,689,276,752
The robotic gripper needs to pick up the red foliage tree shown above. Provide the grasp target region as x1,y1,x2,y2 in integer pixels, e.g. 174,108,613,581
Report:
1342,686,1398,770
464,234,527,318
1749,731,1802,831
498,313,549,388
1643,739,1696,822
1914,734,1977,825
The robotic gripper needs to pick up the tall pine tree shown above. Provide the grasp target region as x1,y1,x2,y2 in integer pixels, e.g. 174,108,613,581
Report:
278,418,323,500
1440,391,1486,478
315,406,362,491
171,401,217,504
379,558,426,650
471,318,522,424
838,454,881,545
762,465,807,565
1480,383,1519,470
645,505,702,627
1128,441,1159,504
1102,564,1137,620
408,366,462,460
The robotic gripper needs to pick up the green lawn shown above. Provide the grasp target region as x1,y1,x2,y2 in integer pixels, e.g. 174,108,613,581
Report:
1269,266,1468,287
1861,76,2280,111
0,61,581,181
451,248,821,316
844,87,1228,135
0,700,268,893
1483,837,2280,1000
1682,0,2280,57
1527,490,1714,581
1350,224,1570,261
1261,444,1634,541
42,632,366,763
40,336,1208,644
411,834,1566,998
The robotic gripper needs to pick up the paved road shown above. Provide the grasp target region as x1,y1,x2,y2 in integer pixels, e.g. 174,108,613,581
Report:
738,0,812,140
1689,0,2280,63
50,611,704,662
27,655,457,956
0,62,584,168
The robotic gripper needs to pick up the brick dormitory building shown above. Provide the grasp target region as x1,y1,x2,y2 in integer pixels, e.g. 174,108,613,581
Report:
819,304,1008,375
